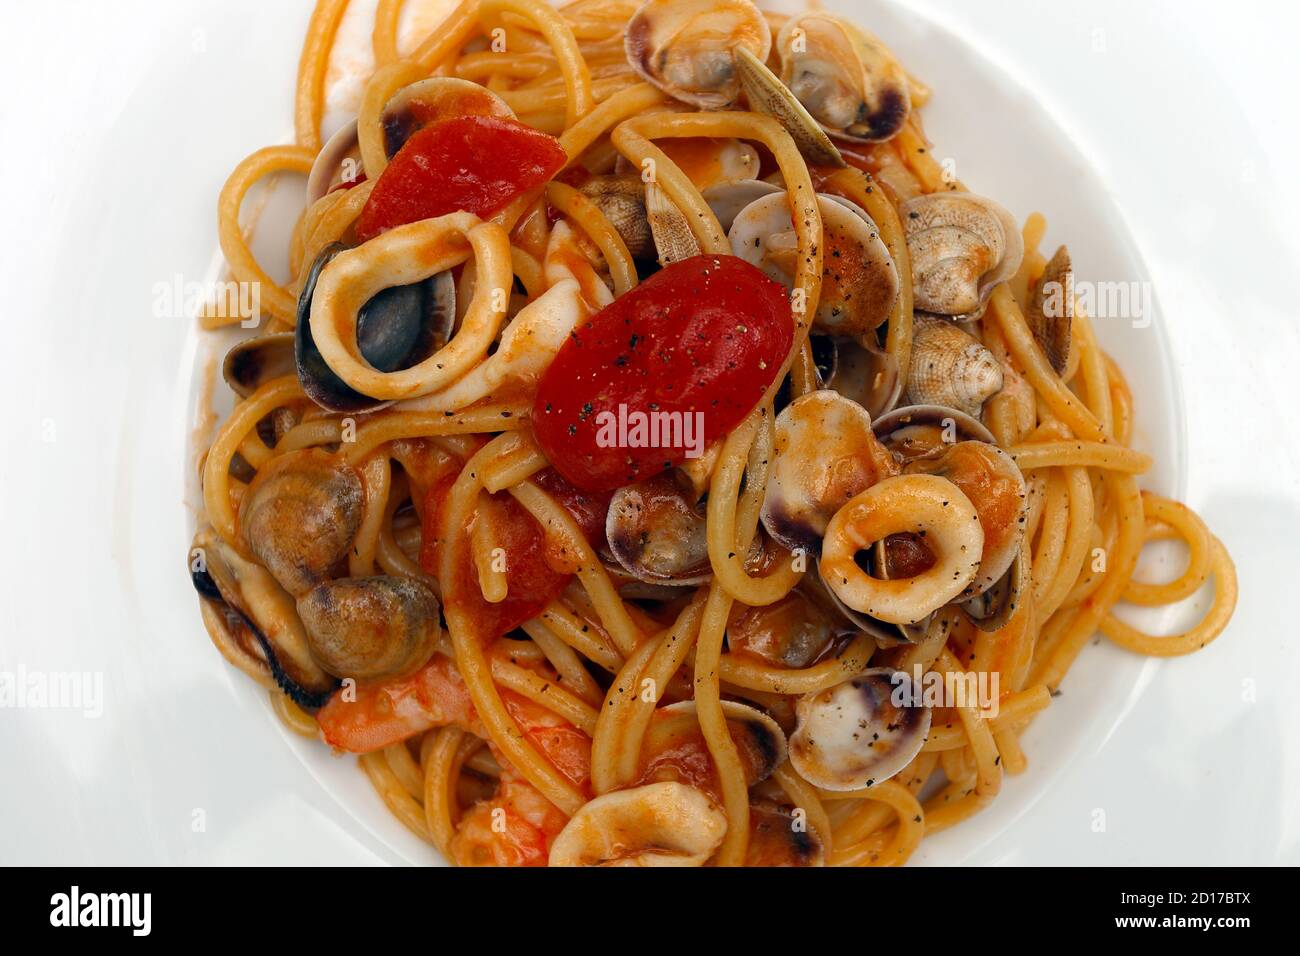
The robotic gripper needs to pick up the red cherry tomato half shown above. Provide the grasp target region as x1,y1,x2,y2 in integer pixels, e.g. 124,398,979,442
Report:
355,115,567,242
532,254,793,493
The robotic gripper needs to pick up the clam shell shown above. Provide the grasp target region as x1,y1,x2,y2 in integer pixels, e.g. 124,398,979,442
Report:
239,449,365,598
223,332,296,398
579,176,654,258
605,471,711,586
729,192,898,338
380,77,514,158
296,575,440,681
776,12,911,144
904,315,1003,417
759,390,900,556
645,182,702,265
624,0,772,109
789,668,931,791
733,45,845,167
902,192,1024,318
1028,244,1073,375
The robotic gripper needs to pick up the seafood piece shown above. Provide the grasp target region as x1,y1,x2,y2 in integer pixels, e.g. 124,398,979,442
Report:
296,575,440,681
746,803,826,866
605,470,710,585
904,315,1003,417
306,119,362,205
872,403,996,458
734,46,845,167
823,335,903,419
901,192,1023,318
395,277,586,413
379,77,514,158
1027,244,1073,375
760,390,899,555
775,12,911,143
579,176,654,258
702,178,781,233
645,182,702,265
549,781,727,866
625,0,771,109
820,474,983,625
729,192,899,339
617,136,761,190
295,244,457,413
238,449,364,597
222,332,297,397
649,700,788,788
904,440,1027,597
962,547,1028,632
726,590,839,669
789,668,930,790
191,530,337,707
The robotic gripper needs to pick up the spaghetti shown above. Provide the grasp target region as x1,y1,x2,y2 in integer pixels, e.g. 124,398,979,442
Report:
191,0,1237,867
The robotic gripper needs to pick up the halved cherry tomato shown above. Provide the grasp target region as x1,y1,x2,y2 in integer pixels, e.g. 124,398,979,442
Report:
532,254,793,492
419,475,572,645
355,115,567,242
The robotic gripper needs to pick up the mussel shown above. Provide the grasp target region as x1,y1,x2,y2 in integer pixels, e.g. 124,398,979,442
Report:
238,448,365,598
296,575,440,680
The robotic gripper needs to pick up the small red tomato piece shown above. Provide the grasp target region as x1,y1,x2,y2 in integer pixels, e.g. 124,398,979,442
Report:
419,476,571,644
355,115,566,242
532,467,614,547
532,255,793,492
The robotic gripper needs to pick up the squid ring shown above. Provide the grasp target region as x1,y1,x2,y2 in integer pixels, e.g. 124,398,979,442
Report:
820,474,984,625
309,211,513,401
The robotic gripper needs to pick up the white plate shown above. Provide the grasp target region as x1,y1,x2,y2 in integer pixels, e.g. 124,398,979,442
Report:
2,0,1297,865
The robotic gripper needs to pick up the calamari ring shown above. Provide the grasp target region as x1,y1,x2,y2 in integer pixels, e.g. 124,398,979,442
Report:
309,212,513,401
820,474,984,625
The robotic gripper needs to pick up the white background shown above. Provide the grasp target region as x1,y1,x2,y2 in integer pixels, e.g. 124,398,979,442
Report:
0,0,1297,865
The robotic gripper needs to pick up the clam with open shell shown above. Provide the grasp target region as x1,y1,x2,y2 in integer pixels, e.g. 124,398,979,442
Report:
625,0,771,109
902,192,1023,318
775,11,911,144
